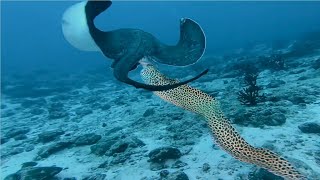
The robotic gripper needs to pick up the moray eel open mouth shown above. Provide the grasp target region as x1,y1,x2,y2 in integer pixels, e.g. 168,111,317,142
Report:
62,0,207,91
140,63,306,180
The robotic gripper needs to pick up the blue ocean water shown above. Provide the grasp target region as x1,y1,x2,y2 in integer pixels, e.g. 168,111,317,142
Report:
1,1,320,180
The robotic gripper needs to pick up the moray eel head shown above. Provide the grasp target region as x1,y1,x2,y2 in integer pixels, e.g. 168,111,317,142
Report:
140,63,167,86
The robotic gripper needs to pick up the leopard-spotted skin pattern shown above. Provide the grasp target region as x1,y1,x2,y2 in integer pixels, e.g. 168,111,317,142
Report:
140,64,305,180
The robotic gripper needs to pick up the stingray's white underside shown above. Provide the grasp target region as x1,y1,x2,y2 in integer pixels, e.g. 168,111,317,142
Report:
62,1,99,51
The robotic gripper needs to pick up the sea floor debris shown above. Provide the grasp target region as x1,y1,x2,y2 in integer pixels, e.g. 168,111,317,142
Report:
1,46,320,179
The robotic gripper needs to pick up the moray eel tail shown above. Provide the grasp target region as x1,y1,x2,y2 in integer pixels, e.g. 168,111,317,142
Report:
140,64,305,180
206,117,304,180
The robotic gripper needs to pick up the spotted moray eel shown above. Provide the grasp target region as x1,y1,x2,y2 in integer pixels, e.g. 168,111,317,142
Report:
140,63,305,180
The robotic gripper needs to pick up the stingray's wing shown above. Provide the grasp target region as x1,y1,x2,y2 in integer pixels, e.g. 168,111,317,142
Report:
154,18,206,66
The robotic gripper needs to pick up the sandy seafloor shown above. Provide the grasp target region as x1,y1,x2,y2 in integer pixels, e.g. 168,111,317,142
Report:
1,49,320,180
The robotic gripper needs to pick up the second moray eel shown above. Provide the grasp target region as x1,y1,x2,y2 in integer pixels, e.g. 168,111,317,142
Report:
140,62,305,180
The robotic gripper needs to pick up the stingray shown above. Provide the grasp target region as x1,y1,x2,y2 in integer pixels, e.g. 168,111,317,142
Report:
62,0,208,91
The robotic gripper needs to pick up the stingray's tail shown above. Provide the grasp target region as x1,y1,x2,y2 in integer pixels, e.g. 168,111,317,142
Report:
125,69,208,91
112,57,208,92
62,0,111,51
140,64,305,180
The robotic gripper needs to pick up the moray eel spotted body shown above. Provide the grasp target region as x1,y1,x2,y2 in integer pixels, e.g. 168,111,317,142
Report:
140,62,305,180
62,0,207,91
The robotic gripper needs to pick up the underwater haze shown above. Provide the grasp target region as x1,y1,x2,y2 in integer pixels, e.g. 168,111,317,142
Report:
2,1,320,74
1,1,320,180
